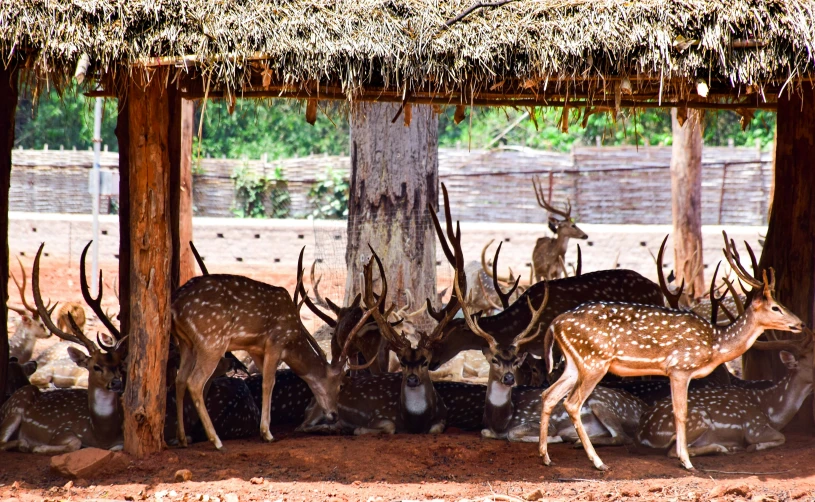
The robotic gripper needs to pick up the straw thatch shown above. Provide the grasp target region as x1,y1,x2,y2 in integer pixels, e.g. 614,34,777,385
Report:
2,0,814,105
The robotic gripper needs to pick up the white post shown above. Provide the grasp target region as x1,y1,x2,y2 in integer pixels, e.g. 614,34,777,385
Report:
90,97,102,293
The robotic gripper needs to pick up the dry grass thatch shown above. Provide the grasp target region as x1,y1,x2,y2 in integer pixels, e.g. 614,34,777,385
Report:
2,0,814,103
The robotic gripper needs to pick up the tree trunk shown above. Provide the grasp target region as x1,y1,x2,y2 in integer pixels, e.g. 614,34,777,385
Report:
743,88,815,384
116,91,131,339
0,64,18,405
169,89,196,289
345,103,438,316
670,108,705,301
123,71,173,457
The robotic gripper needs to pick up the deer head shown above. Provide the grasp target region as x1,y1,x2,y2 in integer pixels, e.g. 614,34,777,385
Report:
8,257,53,341
532,176,587,240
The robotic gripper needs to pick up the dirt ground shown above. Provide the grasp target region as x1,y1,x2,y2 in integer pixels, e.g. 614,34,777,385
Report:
5,263,815,502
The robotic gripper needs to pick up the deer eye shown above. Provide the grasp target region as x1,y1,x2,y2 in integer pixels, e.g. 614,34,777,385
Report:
93,365,102,372
772,306,781,312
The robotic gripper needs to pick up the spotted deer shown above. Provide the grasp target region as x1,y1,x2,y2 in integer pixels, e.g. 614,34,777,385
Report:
0,244,128,454
530,176,588,282
170,247,381,450
8,258,54,362
637,332,813,457
539,232,805,471
427,183,664,371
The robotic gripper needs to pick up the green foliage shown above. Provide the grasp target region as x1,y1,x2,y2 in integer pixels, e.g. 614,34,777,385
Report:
231,164,290,218
308,168,349,219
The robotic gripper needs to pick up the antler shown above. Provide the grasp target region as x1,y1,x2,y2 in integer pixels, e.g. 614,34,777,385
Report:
362,247,410,353
11,256,45,316
80,242,121,340
489,241,520,309
190,241,209,275
32,244,97,354
309,261,333,309
295,247,337,328
657,235,684,309
481,239,517,284
334,261,385,372
722,231,763,290
708,262,736,324
752,327,812,356
532,175,571,220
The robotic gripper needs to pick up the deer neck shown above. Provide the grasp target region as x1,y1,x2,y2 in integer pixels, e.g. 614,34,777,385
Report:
88,386,123,441
283,335,330,381
400,376,437,433
483,380,514,433
712,309,764,363
10,324,36,359
753,369,813,430
555,232,571,255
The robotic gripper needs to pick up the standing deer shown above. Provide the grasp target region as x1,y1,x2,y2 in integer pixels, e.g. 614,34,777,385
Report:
427,183,664,371
0,244,128,453
531,176,587,282
539,232,804,471
637,332,813,457
170,247,381,450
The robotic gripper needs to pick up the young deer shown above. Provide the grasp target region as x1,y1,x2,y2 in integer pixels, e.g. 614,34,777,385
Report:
539,232,804,471
637,332,813,457
0,244,128,453
531,176,587,282
170,247,380,450
8,258,54,362
428,184,664,371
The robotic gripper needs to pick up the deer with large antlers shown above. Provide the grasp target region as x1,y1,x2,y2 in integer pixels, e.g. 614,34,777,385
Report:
637,331,813,457
531,176,587,282
170,247,380,450
0,244,128,453
539,231,804,471
427,184,664,371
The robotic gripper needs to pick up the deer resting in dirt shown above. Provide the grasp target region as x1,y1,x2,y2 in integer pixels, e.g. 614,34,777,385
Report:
8,257,55,362
539,232,804,471
531,176,587,282
0,244,128,453
637,332,813,457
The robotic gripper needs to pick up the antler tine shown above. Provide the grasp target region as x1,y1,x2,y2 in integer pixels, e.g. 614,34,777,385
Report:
364,246,409,352
481,239,514,283
33,244,97,354
477,275,503,311
12,257,37,315
708,262,736,324
428,184,456,266
722,231,762,289
401,290,427,320
80,242,121,340
492,241,520,309
532,175,570,219
453,267,499,353
295,247,337,328
336,265,383,371
657,235,684,309
309,261,331,308
721,276,744,316
189,241,209,275
743,241,759,279
575,244,582,276
513,281,550,347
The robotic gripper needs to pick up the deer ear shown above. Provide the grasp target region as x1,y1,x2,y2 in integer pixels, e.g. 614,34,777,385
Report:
22,361,38,376
67,347,90,368
548,219,558,234
779,351,799,369
349,294,362,310
515,352,528,367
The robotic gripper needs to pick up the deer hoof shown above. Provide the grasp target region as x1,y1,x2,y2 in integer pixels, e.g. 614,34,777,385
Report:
261,433,275,443
595,463,609,472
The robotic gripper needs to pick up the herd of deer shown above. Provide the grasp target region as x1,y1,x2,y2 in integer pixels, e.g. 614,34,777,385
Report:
0,180,810,473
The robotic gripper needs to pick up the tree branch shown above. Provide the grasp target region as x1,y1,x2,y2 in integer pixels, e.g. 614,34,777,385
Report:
445,0,517,27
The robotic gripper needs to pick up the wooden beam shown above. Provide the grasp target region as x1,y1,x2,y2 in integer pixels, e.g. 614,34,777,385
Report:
0,64,18,405
123,70,173,457
168,87,195,289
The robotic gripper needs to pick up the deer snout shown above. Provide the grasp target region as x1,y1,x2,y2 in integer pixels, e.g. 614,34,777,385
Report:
108,378,124,392
502,373,515,386
406,374,421,388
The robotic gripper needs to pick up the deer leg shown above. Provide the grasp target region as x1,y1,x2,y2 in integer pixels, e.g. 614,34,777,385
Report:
174,342,196,448
584,401,630,446
563,369,608,470
538,358,578,465
30,435,82,454
354,419,396,435
259,347,282,443
186,352,226,451
507,423,542,443
745,423,785,452
668,374,693,470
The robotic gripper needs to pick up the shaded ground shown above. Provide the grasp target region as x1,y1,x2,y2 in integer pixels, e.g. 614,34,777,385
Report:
1,431,815,501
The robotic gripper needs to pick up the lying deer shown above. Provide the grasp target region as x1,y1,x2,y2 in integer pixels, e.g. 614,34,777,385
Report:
428,183,664,371
171,246,380,449
8,257,54,362
4,358,37,401
637,332,813,457
539,232,804,471
530,176,587,282
0,244,128,454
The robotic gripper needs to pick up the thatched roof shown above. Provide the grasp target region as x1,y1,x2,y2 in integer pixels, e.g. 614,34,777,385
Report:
3,1,814,107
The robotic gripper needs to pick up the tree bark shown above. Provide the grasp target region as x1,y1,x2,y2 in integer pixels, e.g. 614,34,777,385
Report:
670,108,705,301
345,103,438,316
169,89,195,290
0,64,18,405
743,88,815,383
116,89,131,339
123,71,173,457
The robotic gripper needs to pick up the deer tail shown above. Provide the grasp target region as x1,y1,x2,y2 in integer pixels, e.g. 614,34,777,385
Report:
544,325,555,374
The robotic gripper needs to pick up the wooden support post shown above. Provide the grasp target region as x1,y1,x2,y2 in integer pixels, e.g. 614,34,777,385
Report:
123,71,173,457
0,64,18,405
169,88,196,290
116,89,131,339
743,87,815,384
670,108,705,301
